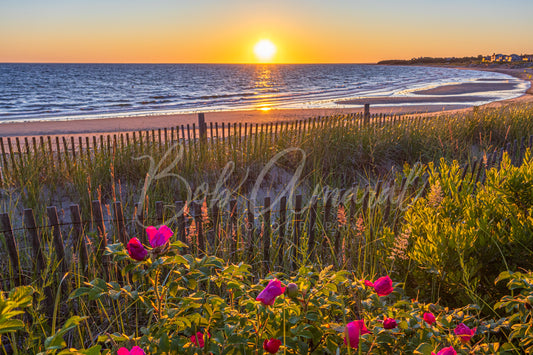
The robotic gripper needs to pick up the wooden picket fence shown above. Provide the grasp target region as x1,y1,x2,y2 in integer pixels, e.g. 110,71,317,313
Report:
0,168,434,288
0,111,432,171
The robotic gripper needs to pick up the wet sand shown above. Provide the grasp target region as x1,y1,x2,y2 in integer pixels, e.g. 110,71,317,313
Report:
413,81,520,95
335,95,490,105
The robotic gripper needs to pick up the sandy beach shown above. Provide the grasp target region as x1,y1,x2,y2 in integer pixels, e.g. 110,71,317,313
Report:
1,66,532,138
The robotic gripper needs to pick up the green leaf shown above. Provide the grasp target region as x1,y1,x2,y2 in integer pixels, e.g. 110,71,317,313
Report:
159,332,170,352
68,287,92,300
413,343,434,355
82,345,102,355
8,286,34,307
45,316,87,350
0,319,25,334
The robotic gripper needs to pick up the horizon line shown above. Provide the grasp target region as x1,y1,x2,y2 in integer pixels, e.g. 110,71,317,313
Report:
0,61,380,65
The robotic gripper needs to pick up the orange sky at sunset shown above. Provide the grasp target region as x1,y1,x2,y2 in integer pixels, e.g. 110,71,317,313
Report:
1,0,532,64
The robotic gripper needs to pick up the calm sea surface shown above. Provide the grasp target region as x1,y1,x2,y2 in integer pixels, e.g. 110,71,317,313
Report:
0,63,527,123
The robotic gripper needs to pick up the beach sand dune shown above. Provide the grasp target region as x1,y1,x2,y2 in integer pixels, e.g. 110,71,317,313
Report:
337,96,489,105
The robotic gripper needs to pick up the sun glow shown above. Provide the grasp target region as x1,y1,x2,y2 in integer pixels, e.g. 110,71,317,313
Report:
253,39,277,62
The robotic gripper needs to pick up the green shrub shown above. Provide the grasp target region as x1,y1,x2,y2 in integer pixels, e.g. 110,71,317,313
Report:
404,152,533,306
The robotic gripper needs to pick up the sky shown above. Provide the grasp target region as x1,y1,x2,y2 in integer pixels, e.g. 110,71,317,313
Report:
1,0,532,63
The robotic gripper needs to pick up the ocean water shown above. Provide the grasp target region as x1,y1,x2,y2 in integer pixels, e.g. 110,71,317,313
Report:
0,63,528,123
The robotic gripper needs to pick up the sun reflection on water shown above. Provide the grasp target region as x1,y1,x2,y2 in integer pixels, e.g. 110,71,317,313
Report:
253,65,276,111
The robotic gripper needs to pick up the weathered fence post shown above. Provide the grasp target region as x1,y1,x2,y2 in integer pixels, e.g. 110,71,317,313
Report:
23,209,46,274
246,199,255,260
0,213,21,287
70,136,76,160
209,201,219,250
229,199,237,259
308,196,318,260
0,137,9,170
198,113,207,146
47,206,67,273
55,136,62,167
135,202,146,244
7,138,17,171
291,195,302,270
278,196,287,267
364,104,370,124
23,209,54,317
193,200,205,255
175,201,186,243
113,201,127,245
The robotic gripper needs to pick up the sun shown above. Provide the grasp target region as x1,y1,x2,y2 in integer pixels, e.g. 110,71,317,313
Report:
253,39,276,62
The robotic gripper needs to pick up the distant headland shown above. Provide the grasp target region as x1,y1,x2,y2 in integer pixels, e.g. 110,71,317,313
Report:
378,54,533,67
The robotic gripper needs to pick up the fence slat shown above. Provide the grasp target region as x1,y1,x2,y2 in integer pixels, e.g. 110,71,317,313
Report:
135,202,146,244
55,136,62,167
175,201,186,243
0,137,8,170
113,201,127,245
278,196,287,267
47,206,67,273
0,213,21,287
308,196,318,260
193,201,205,255
292,195,302,270
23,209,46,274
246,200,254,260
229,199,237,259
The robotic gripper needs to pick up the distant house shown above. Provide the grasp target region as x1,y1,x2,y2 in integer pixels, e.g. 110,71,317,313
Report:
488,53,532,63
491,53,505,62
506,54,522,62
482,56,491,62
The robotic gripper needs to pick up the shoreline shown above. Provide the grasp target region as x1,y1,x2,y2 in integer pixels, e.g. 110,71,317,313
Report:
1,66,532,138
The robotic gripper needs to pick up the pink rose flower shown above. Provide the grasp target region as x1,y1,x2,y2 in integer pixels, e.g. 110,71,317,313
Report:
383,317,397,329
263,338,282,354
454,323,475,344
431,346,457,355
365,276,393,296
117,346,145,355
147,225,173,248
423,312,436,325
126,238,148,261
344,319,370,349
190,331,210,348
256,279,286,306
